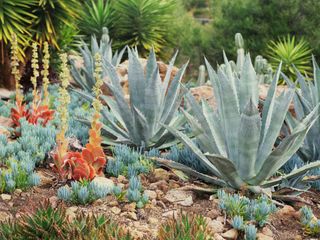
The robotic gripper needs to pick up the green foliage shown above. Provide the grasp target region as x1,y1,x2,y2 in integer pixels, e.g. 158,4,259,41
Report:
78,0,112,42
0,0,36,58
217,190,277,228
210,0,320,62
158,212,214,240
300,206,320,236
106,145,153,178
267,36,312,81
164,53,320,192
57,180,110,205
111,0,176,56
70,214,133,240
0,203,133,240
75,49,187,149
31,0,80,48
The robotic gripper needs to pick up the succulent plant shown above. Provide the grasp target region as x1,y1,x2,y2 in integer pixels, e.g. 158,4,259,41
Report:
217,190,277,228
244,224,257,240
106,145,153,178
164,53,320,193
231,215,244,230
70,214,133,240
57,180,110,205
300,206,320,236
75,48,187,149
158,212,214,240
70,27,125,93
285,57,320,163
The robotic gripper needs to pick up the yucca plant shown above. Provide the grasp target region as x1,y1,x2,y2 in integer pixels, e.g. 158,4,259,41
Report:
267,35,312,81
111,0,176,56
78,0,113,42
75,49,187,149
70,27,124,92
32,0,80,48
164,53,320,193
285,56,320,163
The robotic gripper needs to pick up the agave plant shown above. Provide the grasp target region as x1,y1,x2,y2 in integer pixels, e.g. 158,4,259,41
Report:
70,27,124,92
165,54,320,193
285,56,320,163
76,49,187,149
267,35,312,81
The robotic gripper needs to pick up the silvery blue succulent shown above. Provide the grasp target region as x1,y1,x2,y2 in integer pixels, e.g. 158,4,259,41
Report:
5,179,16,192
165,53,320,193
28,173,41,186
77,186,90,204
112,185,122,197
231,215,244,230
57,186,72,202
129,176,142,191
74,48,187,149
127,189,141,203
244,224,257,240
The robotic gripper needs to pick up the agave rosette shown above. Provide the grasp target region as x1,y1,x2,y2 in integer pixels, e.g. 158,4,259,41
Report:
165,53,320,193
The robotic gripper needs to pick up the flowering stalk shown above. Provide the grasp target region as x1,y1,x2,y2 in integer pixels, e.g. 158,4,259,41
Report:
42,42,50,106
54,53,71,170
31,42,40,109
10,34,23,104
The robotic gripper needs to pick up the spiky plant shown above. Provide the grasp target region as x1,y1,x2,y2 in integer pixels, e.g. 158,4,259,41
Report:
16,202,70,239
158,212,214,240
267,35,312,81
70,214,133,240
78,0,113,42
70,27,124,93
111,0,176,56
164,53,320,193
285,57,320,163
75,49,187,149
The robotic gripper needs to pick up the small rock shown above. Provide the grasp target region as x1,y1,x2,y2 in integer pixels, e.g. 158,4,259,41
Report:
207,209,221,219
144,190,157,200
208,219,224,233
214,233,226,240
93,199,103,206
92,176,114,189
66,206,78,221
148,217,159,225
127,212,138,221
49,196,59,208
153,168,171,181
278,205,296,217
0,211,11,222
261,227,273,237
109,201,119,206
221,229,238,240
1,194,11,201
162,210,179,218
37,170,54,186
117,175,128,183
149,180,168,191
257,233,274,240
164,189,194,206
8,202,13,207
14,189,22,195
123,202,136,212
111,207,121,215
216,216,225,222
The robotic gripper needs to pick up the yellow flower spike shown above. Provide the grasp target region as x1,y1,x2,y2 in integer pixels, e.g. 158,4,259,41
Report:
31,42,40,108
42,42,50,106
89,53,103,146
56,53,71,155
10,34,23,104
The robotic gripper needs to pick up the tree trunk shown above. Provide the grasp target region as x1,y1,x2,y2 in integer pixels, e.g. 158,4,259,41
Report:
0,41,15,90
